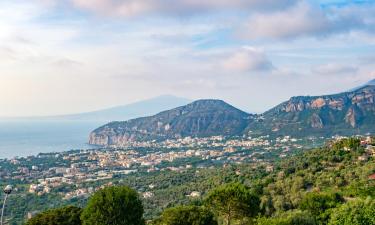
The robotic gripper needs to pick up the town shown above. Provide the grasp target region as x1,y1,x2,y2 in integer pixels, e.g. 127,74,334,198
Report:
1,135,374,202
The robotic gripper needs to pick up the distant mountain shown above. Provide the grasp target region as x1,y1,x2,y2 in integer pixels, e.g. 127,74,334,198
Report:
248,85,375,137
89,82,375,146
347,78,375,92
1,95,191,123
366,79,375,86
89,100,252,146
59,95,191,122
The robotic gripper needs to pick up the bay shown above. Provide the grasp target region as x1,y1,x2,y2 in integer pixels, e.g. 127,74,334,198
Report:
0,120,103,159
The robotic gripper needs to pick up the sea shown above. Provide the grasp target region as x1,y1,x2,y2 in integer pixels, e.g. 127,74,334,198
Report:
0,120,104,159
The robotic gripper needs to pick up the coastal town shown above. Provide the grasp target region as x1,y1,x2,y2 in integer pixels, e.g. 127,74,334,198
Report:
0,135,374,202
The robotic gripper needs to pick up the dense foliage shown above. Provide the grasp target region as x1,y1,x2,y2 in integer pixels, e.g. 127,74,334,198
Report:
299,192,344,223
154,206,217,225
26,206,82,225
256,210,316,225
205,183,260,225
328,198,375,225
23,138,375,225
81,186,144,225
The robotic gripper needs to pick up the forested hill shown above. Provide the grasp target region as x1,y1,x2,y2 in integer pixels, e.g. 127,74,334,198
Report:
25,137,375,225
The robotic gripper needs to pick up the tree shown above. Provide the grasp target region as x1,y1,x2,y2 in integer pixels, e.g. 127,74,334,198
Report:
256,210,316,225
155,205,217,225
328,198,375,225
81,186,144,225
26,206,82,225
299,192,343,223
205,183,260,225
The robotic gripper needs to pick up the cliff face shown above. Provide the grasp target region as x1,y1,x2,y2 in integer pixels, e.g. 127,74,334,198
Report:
249,85,375,136
89,100,251,146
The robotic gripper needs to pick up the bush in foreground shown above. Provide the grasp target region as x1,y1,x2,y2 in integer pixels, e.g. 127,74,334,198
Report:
26,206,82,225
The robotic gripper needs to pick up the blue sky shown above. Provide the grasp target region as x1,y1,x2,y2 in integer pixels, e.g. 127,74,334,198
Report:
0,0,374,116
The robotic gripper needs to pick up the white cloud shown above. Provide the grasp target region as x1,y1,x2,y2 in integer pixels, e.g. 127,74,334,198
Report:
0,0,374,116
67,0,298,17
312,63,358,75
222,47,274,72
239,1,363,40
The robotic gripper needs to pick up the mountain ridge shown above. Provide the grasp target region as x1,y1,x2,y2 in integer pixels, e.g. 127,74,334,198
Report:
248,85,375,137
89,83,375,146
347,78,375,92
89,99,252,146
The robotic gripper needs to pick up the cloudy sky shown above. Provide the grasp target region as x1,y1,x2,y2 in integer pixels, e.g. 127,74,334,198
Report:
0,0,374,116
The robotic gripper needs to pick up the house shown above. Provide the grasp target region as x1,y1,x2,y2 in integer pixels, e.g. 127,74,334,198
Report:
266,165,274,172
188,191,201,198
358,155,369,161
142,192,154,199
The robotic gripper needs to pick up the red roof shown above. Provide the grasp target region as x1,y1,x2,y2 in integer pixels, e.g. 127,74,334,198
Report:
369,173,375,180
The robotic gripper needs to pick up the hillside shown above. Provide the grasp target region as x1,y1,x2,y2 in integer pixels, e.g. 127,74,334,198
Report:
249,85,375,137
21,137,375,225
90,83,375,146
89,100,252,146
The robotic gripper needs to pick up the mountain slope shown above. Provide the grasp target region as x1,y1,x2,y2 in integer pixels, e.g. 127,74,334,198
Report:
90,82,375,146
89,100,252,146
247,85,375,137
348,79,375,92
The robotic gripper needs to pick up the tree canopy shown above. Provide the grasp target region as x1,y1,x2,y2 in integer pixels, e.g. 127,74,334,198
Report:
80,186,144,225
328,198,375,225
205,182,260,225
256,210,316,225
299,192,344,223
26,206,82,225
155,205,217,225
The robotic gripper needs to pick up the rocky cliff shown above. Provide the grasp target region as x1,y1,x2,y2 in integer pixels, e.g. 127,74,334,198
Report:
89,100,252,146
248,85,375,136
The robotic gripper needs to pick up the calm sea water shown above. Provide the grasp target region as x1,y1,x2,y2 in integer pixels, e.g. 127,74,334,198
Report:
0,120,103,159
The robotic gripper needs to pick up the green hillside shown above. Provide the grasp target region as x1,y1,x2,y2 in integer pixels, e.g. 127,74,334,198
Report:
21,137,374,225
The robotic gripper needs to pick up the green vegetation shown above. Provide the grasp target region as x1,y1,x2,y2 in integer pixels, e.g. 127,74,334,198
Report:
299,192,343,223
256,210,316,225
17,137,375,225
26,206,82,225
81,186,144,225
205,183,260,225
154,205,216,225
328,198,375,225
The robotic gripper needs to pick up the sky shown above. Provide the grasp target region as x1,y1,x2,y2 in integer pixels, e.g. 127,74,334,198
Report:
0,0,374,116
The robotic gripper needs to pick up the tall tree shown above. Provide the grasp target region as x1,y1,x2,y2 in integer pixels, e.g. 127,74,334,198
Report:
205,183,260,225
81,186,144,225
